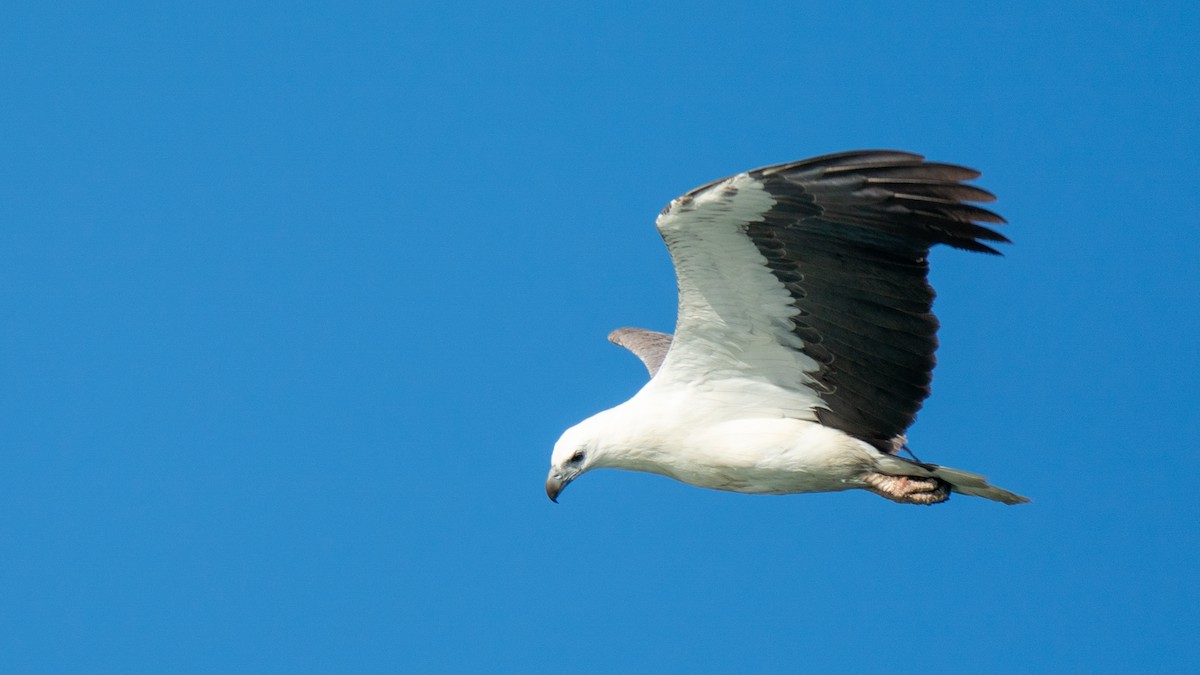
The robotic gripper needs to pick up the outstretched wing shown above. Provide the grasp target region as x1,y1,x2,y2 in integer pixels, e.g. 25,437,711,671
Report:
609,327,673,377
652,150,1006,451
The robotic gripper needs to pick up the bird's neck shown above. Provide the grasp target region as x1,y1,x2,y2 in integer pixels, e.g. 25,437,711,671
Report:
585,400,684,478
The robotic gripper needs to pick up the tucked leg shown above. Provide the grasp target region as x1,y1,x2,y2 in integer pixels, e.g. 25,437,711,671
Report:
862,472,951,505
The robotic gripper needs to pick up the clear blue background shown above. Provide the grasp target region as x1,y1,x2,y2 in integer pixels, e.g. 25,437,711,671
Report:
2,1,1197,672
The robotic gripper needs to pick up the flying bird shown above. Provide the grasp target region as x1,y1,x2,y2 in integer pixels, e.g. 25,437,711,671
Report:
546,150,1028,506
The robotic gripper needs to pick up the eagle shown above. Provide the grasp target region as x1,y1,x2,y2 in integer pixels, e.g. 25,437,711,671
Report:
546,150,1028,506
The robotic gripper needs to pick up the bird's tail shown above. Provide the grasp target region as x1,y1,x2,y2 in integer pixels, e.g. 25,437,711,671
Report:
873,455,1030,505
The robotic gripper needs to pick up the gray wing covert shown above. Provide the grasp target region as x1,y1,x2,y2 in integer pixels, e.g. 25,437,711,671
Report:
608,327,673,377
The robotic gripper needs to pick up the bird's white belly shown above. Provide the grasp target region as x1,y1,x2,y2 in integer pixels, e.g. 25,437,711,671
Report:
650,417,877,495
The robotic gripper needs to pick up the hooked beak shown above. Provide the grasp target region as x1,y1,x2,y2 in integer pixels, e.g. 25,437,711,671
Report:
545,472,569,503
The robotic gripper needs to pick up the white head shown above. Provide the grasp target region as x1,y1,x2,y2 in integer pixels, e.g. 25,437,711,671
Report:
545,415,608,502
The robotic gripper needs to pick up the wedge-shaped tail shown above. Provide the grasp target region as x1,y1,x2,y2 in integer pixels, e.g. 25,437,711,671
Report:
874,455,1030,505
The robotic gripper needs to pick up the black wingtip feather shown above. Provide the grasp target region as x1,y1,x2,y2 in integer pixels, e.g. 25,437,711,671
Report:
865,178,998,203
731,150,1010,445
752,150,1008,255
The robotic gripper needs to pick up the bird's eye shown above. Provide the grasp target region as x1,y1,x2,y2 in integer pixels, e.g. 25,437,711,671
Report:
568,449,586,465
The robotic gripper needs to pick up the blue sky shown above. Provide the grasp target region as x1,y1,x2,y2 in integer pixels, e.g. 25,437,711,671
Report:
2,1,1197,672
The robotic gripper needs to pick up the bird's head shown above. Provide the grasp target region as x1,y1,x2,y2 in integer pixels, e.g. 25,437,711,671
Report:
546,420,600,503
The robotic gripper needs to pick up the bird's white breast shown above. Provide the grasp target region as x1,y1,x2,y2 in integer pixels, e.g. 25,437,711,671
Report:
602,384,876,495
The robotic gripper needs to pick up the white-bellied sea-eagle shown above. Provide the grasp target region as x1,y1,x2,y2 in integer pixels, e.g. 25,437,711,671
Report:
546,150,1028,506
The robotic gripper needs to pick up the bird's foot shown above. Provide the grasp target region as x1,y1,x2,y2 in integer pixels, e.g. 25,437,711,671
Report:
862,473,950,505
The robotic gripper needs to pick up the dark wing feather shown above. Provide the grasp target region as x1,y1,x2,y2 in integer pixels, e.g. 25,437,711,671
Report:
738,151,1006,451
